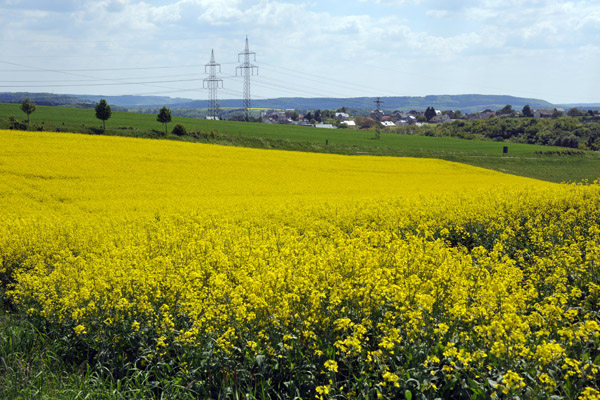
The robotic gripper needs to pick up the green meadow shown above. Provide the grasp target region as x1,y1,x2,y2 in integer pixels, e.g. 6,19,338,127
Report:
1,102,598,183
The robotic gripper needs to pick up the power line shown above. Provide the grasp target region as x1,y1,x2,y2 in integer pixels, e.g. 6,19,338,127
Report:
0,52,434,108
222,70,371,107
0,72,203,83
1,54,385,103
0,63,206,73
0,78,205,88
0,59,206,94
260,62,385,97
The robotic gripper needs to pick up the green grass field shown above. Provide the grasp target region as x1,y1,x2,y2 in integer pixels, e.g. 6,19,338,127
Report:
1,102,598,183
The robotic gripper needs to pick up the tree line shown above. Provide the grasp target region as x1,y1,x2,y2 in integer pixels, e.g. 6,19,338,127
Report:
15,98,187,136
11,98,600,150
413,116,600,150
18,98,115,132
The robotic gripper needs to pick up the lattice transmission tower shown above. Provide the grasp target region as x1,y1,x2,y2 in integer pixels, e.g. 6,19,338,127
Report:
374,97,384,139
374,97,384,112
204,49,223,120
236,36,258,121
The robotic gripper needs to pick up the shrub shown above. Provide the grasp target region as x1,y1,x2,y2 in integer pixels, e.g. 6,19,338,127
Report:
8,116,27,131
172,124,187,136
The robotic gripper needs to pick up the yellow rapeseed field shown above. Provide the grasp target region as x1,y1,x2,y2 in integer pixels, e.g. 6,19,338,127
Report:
1,129,599,399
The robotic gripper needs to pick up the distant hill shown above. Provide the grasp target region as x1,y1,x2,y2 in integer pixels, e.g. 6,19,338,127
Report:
70,94,196,108
0,92,94,107
172,95,555,113
1,92,555,113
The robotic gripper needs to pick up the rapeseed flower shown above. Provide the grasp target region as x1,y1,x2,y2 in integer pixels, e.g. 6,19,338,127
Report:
1,130,599,398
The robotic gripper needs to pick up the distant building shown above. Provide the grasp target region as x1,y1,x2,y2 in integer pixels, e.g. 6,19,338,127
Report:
392,111,409,120
534,109,555,118
468,110,496,120
370,110,384,120
315,123,336,129
534,108,567,118
429,114,452,123
262,111,292,124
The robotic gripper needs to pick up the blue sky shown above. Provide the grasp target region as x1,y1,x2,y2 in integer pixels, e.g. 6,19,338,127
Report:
0,0,599,104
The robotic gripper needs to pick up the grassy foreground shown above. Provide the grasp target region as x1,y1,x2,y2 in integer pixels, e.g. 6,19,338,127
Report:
1,102,598,183
1,130,600,399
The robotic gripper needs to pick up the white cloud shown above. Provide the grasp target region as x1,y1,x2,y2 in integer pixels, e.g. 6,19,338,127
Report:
426,9,447,18
461,1,600,42
358,0,419,5
189,0,244,25
0,0,598,102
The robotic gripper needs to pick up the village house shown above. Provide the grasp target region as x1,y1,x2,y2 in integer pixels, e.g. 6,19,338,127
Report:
315,123,337,129
429,114,452,123
534,108,567,118
369,109,384,120
262,111,292,124
335,112,350,121
534,109,555,118
391,111,409,120
467,110,496,120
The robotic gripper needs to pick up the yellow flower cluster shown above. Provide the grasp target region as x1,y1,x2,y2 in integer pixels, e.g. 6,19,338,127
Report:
1,130,599,398
502,370,526,394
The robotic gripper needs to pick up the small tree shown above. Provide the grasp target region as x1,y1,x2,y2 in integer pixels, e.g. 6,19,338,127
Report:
424,107,436,121
314,109,322,123
567,107,583,117
498,104,513,116
95,99,112,131
157,106,172,135
356,117,376,129
522,104,533,118
20,98,36,125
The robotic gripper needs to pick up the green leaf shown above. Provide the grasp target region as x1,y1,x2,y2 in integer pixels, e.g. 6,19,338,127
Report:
405,390,412,400
255,354,265,367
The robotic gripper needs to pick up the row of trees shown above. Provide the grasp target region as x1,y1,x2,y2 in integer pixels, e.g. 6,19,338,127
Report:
17,99,179,134
13,99,600,149
18,98,114,131
419,104,599,122
415,116,600,150
507,104,595,118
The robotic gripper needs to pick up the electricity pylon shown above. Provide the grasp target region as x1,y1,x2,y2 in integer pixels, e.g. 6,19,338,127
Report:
374,97,384,139
204,49,223,120
236,36,258,121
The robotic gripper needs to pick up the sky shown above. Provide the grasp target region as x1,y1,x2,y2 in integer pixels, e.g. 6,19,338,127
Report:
0,0,599,105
